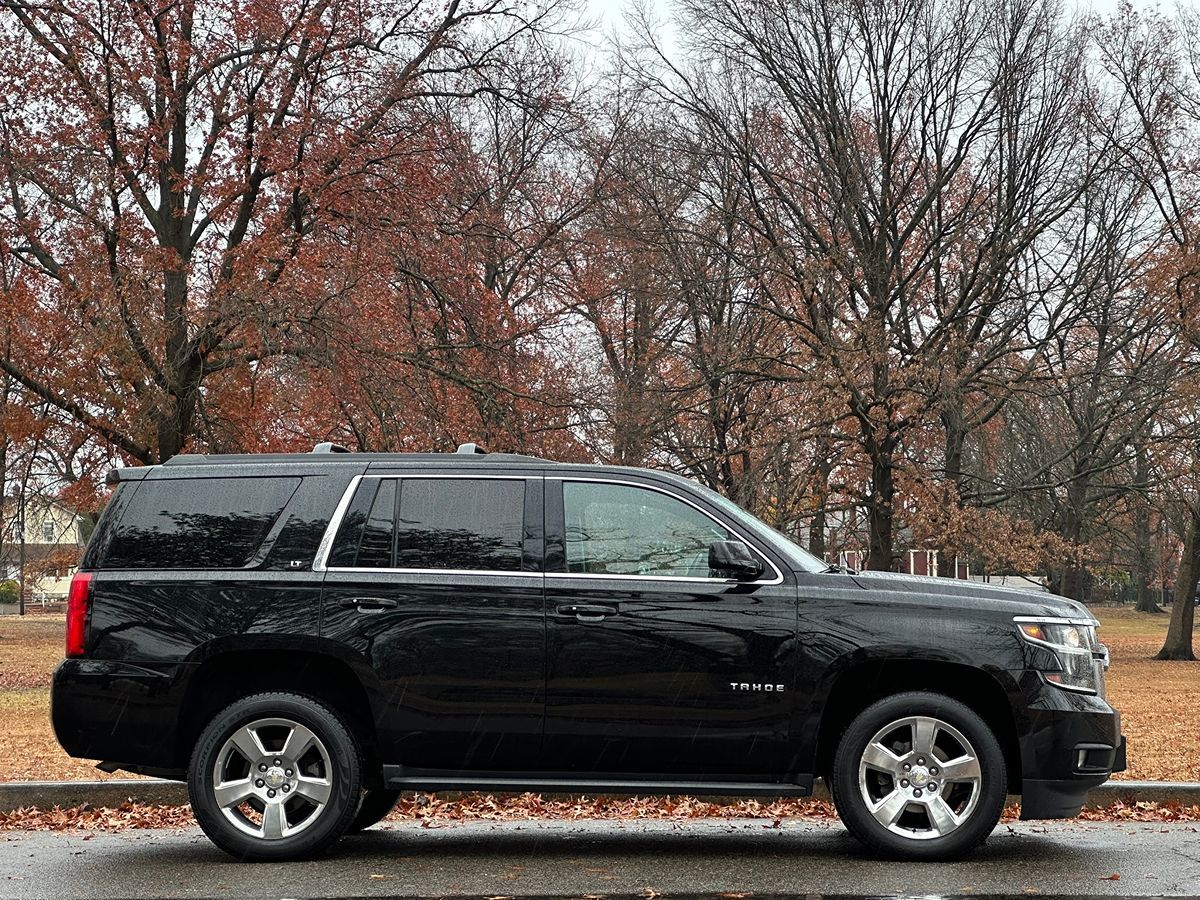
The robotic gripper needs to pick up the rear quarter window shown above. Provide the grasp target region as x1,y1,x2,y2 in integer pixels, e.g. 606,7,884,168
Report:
103,477,300,569
80,482,134,570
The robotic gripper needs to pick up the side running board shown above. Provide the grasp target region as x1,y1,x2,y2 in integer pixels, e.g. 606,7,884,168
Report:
381,766,814,798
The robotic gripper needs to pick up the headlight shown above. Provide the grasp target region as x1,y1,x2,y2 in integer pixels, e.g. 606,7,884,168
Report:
1014,616,1106,695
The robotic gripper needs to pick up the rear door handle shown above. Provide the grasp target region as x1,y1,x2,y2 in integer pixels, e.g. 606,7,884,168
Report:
556,603,619,623
340,597,398,613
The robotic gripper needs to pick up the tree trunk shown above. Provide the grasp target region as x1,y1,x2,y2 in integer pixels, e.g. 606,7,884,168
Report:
937,404,966,577
158,267,197,462
16,491,24,617
1055,479,1091,602
1132,444,1161,612
865,432,897,572
1156,507,1199,661
807,433,833,561
1134,571,1160,613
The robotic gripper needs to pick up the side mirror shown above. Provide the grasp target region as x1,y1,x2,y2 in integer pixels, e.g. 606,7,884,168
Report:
708,540,763,579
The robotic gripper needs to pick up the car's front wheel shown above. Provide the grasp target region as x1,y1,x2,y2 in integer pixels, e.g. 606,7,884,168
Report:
188,692,362,861
830,691,1007,860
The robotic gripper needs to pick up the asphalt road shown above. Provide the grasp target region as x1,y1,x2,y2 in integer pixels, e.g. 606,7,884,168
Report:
2,818,1199,898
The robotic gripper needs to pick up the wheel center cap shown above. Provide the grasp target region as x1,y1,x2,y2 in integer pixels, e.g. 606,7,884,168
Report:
910,767,930,786
264,766,286,789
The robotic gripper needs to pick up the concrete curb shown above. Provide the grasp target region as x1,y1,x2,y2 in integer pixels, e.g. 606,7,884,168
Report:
1082,779,1200,807
1,778,1198,814
0,779,187,812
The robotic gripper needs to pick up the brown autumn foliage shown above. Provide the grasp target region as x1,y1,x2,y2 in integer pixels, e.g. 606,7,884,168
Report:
0,802,197,832
3,794,1198,834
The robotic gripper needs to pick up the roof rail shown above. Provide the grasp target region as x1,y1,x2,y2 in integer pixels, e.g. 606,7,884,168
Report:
312,442,350,454
456,442,488,455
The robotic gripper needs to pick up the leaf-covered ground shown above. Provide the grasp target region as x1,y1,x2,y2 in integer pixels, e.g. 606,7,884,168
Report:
1,794,1198,834
0,606,1195,783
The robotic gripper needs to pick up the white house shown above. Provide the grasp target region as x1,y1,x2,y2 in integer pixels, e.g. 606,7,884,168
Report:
0,496,88,602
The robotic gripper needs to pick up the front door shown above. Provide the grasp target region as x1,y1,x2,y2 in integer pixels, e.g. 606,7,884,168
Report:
541,476,798,778
319,472,544,771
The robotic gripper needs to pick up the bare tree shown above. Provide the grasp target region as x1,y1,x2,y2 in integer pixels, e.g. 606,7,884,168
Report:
1093,3,1200,657
633,0,1100,569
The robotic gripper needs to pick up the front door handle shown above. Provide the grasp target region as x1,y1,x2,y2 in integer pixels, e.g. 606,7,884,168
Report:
556,603,619,623
340,597,398,613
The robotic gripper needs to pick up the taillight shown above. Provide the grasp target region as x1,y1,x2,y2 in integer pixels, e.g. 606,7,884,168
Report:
66,572,94,658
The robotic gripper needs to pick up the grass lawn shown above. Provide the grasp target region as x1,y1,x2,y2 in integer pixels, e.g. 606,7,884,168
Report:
0,607,1195,783
0,616,137,782
1097,606,1200,782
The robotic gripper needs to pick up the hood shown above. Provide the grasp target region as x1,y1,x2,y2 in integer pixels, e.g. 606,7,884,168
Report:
846,570,1091,620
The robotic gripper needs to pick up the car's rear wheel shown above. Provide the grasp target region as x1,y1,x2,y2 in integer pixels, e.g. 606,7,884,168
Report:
188,692,362,861
830,691,1006,860
348,788,403,833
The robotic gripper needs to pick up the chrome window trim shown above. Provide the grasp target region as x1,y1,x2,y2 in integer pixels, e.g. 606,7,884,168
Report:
549,572,745,585
312,474,364,572
314,471,785,586
552,476,785,586
323,566,541,578
312,473,531,574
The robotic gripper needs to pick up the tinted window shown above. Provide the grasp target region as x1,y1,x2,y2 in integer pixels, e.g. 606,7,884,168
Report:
563,481,730,578
394,479,524,571
104,477,300,569
80,483,130,570
358,479,397,568
262,476,346,571
328,478,397,568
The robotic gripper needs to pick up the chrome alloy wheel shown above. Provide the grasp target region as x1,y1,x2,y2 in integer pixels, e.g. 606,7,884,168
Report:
857,715,982,840
211,717,334,841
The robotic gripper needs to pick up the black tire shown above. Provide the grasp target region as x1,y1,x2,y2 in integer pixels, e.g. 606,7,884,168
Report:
188,692,362,861
347,788,403,833
830,691,1006,861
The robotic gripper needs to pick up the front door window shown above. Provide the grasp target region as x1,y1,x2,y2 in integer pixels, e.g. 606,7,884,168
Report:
563,481,732,578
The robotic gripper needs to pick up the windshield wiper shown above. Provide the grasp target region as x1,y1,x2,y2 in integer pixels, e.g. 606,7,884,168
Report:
824,563,856,574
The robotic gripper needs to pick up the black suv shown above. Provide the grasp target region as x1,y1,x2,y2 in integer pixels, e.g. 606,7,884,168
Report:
53,445,1125,861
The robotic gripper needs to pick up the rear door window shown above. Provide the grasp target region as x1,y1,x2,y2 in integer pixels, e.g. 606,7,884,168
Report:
326,477,526,572
394,478,525,572
104,477,300,569
327,478,398,568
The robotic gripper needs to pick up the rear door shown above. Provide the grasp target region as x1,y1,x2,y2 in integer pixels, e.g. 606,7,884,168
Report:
318,471,544,771
541,475,798,778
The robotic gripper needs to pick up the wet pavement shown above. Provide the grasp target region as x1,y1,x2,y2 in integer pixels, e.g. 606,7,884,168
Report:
2,817,1198,898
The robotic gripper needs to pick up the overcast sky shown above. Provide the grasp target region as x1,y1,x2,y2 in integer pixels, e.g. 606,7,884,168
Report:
584,0,1166,30
576,0,1171,70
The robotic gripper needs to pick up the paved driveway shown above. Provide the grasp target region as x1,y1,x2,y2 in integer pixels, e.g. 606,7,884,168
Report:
2,818,1198,898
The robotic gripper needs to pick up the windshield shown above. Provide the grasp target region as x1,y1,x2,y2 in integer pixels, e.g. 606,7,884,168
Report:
689,481,829,574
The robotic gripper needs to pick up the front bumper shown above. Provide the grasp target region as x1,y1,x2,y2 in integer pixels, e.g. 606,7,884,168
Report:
1015,670,1125,820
